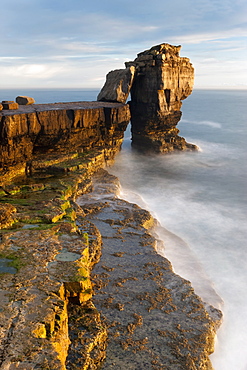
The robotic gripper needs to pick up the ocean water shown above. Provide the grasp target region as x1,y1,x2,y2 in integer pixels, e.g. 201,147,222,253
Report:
1,88,246,369
0,88,100,104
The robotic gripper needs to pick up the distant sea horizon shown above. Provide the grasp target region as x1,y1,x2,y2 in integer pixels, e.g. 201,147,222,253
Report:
1,86,247,105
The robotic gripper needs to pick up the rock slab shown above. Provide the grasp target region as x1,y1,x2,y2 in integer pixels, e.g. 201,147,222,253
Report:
0,101,130,170
1,101,19,110
97,66,135,103
79,170,222,369
15,96,35,105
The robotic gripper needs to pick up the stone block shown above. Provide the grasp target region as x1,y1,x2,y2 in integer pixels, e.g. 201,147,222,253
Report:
2,101,19,110
16,95,35,105
135,54,154,62
97,66,135,103
125,61,136,68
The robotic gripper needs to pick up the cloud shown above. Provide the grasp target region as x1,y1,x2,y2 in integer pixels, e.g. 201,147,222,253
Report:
0,57,27,61
169,28,247,45
0,0,246,88
59,42,112,54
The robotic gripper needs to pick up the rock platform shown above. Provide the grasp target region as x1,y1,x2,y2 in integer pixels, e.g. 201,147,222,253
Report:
0,149,109,370
0,101,130,171
0,149,222,369
79,170,222,369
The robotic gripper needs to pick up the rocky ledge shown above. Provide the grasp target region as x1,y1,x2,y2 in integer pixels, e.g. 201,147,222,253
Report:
80,170,222,369
0,101,130,171
0,149,222,369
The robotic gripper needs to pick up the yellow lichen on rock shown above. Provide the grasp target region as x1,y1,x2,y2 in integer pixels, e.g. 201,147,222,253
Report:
0,203,16,229
32,323,47,339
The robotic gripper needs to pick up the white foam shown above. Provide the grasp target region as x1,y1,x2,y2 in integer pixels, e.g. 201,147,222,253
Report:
182,118,222,128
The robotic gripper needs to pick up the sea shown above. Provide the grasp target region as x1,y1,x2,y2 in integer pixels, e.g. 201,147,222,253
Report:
1,88,246,370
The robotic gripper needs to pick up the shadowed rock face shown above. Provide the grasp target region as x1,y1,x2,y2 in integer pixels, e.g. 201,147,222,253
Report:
97,66,135,103
125,43,198,152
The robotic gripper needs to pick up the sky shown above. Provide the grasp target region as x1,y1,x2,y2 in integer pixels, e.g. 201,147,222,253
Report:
0,0,246,89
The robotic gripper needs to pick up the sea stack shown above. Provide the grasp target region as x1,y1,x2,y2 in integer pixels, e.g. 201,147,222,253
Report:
98,43,198,153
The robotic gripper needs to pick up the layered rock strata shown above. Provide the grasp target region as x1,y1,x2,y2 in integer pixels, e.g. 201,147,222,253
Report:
127,44,198,152
0,150,109,370
0,151,222,369
97,66,135,103
0,44,221,369
0,101,130,172
79,170,222,369
98,43,197,153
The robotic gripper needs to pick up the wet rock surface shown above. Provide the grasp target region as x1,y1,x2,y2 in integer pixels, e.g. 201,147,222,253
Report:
78,170,222,369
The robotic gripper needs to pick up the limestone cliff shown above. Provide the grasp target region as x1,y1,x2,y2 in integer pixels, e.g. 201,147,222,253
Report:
98,43,197,153
127,44,197,152
0,102,130,172
126,44,196,153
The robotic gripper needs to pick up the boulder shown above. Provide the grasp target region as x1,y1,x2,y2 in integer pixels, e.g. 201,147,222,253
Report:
2,101,19,110
16,95,35,105
97,66,135,103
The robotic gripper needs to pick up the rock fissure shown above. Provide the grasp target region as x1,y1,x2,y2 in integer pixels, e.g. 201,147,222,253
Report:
0,309,22,367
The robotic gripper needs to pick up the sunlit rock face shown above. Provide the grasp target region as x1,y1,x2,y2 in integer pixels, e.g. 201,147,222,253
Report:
0,102,130,170
126,43,198,152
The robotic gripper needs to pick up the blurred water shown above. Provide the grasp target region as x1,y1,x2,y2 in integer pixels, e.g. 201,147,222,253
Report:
109,89,247,370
